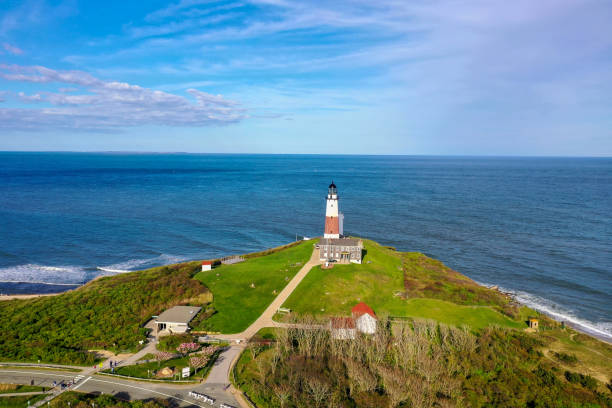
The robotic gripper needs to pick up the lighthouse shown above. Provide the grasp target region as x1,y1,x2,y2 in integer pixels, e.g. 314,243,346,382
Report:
324,181,344,239
320,182,362,264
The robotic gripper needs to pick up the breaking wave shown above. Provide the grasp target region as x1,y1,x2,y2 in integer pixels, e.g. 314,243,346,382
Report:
0,264,87,285
96,254,188,274
0,254,188,288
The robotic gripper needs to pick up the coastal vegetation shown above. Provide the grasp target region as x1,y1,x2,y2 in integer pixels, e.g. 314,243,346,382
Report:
193,239,316,333
282,240,526,329
234,322,612,408
0,261,209,365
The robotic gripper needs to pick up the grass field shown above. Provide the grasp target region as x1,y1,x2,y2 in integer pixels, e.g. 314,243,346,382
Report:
543,328,612,388
0,394,46,407
0,384,45,394
194,239,317,333
282,239,523,330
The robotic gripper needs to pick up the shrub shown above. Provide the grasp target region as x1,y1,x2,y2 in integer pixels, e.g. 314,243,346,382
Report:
158,334,193,352
554,352,578,364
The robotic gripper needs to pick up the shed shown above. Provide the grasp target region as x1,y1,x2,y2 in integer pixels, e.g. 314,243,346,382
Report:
201,261,212,272
351,302,378,334
156,306,202,334
329,317,356,340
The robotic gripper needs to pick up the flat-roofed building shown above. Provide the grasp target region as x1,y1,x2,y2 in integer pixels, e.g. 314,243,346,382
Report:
155,305,202,334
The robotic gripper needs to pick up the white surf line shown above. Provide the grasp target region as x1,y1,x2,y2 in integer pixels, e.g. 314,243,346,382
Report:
72,376,91,390
90,377,206,408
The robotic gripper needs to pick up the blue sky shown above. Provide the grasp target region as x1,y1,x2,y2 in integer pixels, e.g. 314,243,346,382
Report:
0,0,611,155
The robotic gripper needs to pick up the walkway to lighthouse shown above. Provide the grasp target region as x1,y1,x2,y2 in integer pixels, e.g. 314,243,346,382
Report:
212,245,322,342
200,245,322,408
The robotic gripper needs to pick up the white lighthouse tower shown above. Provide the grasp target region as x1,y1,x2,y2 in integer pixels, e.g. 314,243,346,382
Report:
324,181,343,239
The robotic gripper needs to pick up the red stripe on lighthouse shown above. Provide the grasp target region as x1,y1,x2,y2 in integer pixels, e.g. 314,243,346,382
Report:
325,216,339,235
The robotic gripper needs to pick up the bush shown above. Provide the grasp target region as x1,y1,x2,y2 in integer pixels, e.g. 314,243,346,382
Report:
565,371,598,391
554,352,578,364
158,334,193,352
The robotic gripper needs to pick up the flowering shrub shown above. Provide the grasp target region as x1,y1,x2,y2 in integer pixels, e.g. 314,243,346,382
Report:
155,351,174,362
176,342,200,354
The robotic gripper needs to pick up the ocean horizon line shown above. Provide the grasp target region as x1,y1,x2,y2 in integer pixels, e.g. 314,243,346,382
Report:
0,150,611,159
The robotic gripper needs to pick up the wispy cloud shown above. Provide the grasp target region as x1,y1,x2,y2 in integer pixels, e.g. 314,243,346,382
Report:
0,64,246,131
0,0,76,35
2,43,23,55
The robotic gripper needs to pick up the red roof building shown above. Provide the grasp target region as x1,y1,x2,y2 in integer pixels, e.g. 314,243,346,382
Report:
351,302,377,319
330,317,356,329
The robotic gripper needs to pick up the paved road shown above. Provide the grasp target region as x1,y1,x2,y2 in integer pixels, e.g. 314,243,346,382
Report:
0,368,235,407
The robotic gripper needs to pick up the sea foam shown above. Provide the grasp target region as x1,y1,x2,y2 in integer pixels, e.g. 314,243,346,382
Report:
96,254,187,274
0,264,87,285
481,282,612,342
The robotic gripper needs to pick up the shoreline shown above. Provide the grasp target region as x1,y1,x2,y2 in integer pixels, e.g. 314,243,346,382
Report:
491,286,612,345
0,292,63,301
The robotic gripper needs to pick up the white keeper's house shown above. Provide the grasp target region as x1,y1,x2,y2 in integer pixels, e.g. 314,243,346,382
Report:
319,182,363,264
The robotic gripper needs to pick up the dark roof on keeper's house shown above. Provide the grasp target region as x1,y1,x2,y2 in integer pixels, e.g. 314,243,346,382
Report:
320,238,363,247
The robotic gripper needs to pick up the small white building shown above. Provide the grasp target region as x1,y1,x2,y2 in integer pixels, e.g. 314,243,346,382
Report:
201,261,212,271
329,303,378,340
329,317,356,340
351,302,378,334
155,305,202,334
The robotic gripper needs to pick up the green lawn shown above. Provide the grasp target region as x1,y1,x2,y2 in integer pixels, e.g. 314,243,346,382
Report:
399,298,523,329
283,239,523,330
0,384,45,394
0,394,46,408
194,239,317,333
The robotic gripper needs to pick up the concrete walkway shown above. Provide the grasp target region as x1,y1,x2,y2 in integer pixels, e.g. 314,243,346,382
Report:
0,391,47,397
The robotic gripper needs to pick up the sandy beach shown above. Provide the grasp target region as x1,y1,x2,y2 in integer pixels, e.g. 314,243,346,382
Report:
0,292,62,301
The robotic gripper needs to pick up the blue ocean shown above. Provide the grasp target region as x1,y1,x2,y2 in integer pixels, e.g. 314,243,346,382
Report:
0,153,610,340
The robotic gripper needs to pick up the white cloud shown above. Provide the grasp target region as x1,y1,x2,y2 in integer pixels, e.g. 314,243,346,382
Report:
0,64,246,131
2,43,23,55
